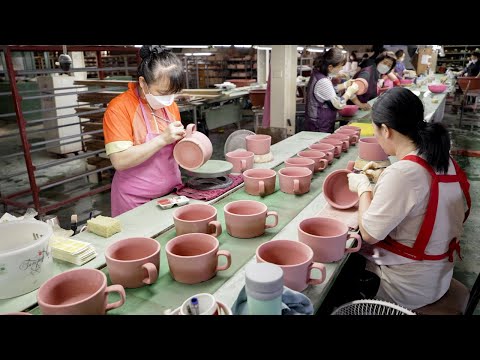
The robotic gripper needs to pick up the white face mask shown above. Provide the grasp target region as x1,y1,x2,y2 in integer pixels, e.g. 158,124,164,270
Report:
377,63,391,75
142,84,175,109
472,59,478,64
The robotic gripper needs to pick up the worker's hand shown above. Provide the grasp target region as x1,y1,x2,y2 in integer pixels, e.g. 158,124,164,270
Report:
344,82,359,99
162,121,186,145
378,78,385,88
343,79,354,89
361,161,386,183
358,102,371,110
347,173,372,197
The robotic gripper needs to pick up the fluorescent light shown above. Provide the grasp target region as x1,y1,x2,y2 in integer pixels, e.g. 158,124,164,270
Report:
253,46,272,50
307,47,324,53
164,45,210,49
184,53,213,56
342,50,347,53
234,45,252,48
213,45,232,48
297,47,304,51
134,45,142,48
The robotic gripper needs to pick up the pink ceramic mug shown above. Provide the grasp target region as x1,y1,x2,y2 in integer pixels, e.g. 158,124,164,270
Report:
166,233,232,284
242,168,276,196
105,237,160,288
335,128,359,145
358,137,389,161
318,138,343,158
256,240,326,292
326,133,350,151
225,150,255,174
308,143,335,164
245,134,272,155
284,157,316,173
173,203,222,237
224,200,278,238
37,268,126,315
297,150,328,172
173,123,213,170
278,167,313,195
323,161,358,209
298,217,362,263
339,125,361,138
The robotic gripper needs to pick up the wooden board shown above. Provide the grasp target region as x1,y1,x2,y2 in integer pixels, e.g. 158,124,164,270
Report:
77,91,122,104
74,79,132,87
75,107,105,120
180,88,223,95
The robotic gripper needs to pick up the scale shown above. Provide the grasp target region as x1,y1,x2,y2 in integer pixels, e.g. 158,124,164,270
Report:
184,160,234,190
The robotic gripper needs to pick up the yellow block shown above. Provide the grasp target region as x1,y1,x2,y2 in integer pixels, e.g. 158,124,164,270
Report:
348,122,375,137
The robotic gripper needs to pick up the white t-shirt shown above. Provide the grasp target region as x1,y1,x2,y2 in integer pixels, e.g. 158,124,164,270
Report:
361,151,467,309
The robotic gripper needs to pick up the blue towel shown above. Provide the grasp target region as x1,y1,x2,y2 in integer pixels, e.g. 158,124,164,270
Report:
231,286,314,315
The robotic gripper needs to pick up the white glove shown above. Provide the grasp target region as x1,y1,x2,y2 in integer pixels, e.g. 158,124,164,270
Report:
343,79,354,90
378,78,385,88
347,173,372,197
344,82,359,99
361,161,385,183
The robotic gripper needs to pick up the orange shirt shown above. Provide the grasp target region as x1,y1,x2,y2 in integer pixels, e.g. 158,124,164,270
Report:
103,82,181,155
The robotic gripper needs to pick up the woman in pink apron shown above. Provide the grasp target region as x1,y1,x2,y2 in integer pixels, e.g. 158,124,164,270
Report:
103,45,186,217
347,87,471,310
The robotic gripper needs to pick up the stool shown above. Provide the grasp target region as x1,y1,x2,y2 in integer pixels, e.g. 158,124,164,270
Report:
413,278,469,315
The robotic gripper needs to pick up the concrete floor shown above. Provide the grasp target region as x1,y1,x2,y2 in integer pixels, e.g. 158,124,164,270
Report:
1,105,479,314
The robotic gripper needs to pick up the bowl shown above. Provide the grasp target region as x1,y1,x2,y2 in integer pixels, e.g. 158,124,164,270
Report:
428,84,447,93
338,105,359,117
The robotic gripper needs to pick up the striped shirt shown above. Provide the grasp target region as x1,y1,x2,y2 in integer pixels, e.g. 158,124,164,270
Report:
313,78,347,110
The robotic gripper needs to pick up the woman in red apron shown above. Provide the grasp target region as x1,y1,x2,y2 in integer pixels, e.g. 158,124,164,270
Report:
347,87,471,310
103,45,186,217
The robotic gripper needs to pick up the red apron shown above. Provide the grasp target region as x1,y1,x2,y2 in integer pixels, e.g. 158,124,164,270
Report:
375,155,471,262
110,90,182,217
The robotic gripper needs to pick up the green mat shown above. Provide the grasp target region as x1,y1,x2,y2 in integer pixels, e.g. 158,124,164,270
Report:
30,153,355,315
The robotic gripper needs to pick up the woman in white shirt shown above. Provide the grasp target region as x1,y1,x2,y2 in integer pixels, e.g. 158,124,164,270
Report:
347,87,471,310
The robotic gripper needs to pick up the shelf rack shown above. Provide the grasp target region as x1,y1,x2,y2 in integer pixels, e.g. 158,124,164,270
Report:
0,45,139,216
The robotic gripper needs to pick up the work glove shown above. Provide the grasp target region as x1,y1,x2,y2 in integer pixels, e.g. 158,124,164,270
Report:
344,82,359,99
347,172,372,197
343,79,354,89
361,161,386,183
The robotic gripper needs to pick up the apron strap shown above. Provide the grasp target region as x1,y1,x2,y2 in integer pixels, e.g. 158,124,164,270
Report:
136,86,155,134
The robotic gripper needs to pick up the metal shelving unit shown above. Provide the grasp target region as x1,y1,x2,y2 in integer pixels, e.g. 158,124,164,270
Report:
438,45,480,71
0,45,139,216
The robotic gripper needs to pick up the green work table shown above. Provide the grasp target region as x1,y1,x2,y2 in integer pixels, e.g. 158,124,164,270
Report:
0,131,328,314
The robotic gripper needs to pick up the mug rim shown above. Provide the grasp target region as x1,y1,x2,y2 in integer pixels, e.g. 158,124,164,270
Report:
166,233,219,259
285,157,315,165
226,150,255,158
278,167,312,177
105,237,161,263
297,150,326,159
173,203,217,223
245,134,271,141
242,168,276,179
298,217,348,238
256,239,313,268
224,200,268,217
38,268,106,308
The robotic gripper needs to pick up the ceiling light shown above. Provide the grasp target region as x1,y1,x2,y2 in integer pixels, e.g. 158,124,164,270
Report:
307,47,324,53
234,45,252,48
297,47,304,51
253,46,272,50
164,45,210,49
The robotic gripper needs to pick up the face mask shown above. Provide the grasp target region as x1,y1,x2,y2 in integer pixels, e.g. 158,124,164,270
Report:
377,63,390,75
472,59,478,64
142,84,175,109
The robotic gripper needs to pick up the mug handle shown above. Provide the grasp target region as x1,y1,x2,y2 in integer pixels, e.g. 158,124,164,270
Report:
265,211,278,229
345,233,362,254
293,179,300,194
142,262,158,285
216,250,232,271
208,220,222,237
350,135,359,144
317,158,328,172
341,140,349,151
241,159,247,172
79,225,88,233
105,284,126,312
186,123,196,137
346,160,355,171
325,151,334,163
307,262,327,286
259,180,265,196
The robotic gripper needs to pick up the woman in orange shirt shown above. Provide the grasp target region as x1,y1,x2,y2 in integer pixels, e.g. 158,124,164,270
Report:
103,45,186,216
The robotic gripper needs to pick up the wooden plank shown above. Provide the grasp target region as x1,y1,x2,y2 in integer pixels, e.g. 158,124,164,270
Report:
77,91,122,104
74,79,133,87
180,88,223,95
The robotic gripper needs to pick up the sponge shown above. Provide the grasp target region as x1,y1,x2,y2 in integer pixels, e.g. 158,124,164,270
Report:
87,215,121,238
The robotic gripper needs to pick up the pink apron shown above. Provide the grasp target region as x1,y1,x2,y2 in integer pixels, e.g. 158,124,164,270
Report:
110,91,182,217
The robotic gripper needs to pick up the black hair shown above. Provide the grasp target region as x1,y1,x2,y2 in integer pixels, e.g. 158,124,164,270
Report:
313,48,347,76
395,49,404,59
472,51,480,58
375,51,397,73
349,51,358,62
372,87,450,173
137,45,184,94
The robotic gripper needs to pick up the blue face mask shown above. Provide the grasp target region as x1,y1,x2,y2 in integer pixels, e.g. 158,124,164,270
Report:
377,64,390,75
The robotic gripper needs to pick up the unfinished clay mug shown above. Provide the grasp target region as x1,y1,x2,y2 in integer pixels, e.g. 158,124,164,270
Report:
173,123,213,170
245,134,272,155
242,168,276,196
298,217,362,263
105,237,160,288
224,200,278,238
308,143,335,164
256,240,326,292
297,150,328,172
166,233,231,284
318,138,343,158
322,161,358,209
326,133,350,152
278,167,313,195
225,150,255,174
173,203,222,237
37,268,126,315
284,157,316,173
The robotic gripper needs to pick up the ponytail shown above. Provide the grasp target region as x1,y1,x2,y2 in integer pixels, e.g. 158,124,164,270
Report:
417,123,451,174
372,87,451,174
